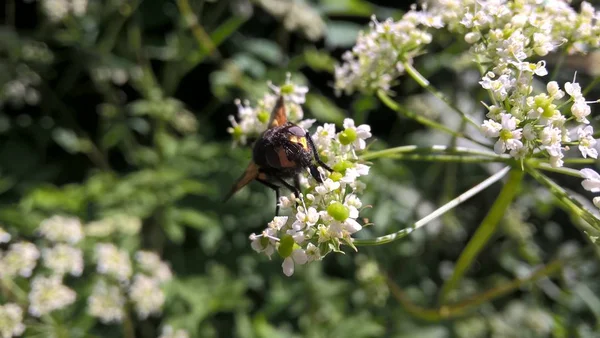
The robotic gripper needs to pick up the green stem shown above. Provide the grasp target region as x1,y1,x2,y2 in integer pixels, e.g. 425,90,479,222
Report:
531,162,583,177
354,167,511,246
439,168,524,304
384,154,507,163
402,61,480,129
526,165,600,231
361,145,507,161
387,256,564,321
377,90,488,148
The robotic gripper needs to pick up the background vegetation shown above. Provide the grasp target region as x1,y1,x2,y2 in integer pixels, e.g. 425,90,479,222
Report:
1,0,599,337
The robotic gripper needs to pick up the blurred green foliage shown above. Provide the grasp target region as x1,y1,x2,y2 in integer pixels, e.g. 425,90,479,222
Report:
1,0,600,337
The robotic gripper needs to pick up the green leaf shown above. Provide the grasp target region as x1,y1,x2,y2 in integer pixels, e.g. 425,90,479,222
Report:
325,21,362,48
320,0,376,17
303,48,336,73
172,208,215,230
305,93,346,123
100,124,127,149
244,38,283,64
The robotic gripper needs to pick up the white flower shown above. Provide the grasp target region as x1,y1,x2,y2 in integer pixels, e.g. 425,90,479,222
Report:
38,215,83,244
28,276,76,317
87,280,125,323
341,118,372,150
135,251,172,284
580,168,600,193
0,241,40,278
282,249,308,277
571,98,591,124
42,244,84,277
95,243,132,282
0,227,11,243
129,274,165,319
565,80,583,100
0,303,25,338
305,243,321,262
594,197,600,209
269,73,309,105
315,178,340,195
481,119,502,137
312,123,336,150
493,114,523,154
577,126,598,159
292,207,319,231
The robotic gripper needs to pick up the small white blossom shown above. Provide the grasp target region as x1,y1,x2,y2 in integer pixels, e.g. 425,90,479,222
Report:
95,243,132,282
38,215,83,244
28,276,76,317
580,168,600,193
42,244,84,277
0,227,10,244
577,126,598,159
341,118,372,151
282,249,308,277
493,114,523,155
269,73,309,105
87,280,125,323
129,274,165,319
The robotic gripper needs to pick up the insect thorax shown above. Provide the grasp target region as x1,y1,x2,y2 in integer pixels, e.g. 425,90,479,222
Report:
252,123,313,174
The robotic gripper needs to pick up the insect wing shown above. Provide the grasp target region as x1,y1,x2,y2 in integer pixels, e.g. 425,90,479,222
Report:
267,96,287,128
223,161,260,202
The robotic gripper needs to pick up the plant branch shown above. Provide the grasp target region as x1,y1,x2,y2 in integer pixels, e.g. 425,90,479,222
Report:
354,167,511,246
439,168,524,303
402,61,481,129
526,165,600,231
377,90,488,148
387,256,564,321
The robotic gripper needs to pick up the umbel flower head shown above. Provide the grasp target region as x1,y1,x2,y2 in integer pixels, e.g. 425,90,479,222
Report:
335,1,600,168
228,76,373,276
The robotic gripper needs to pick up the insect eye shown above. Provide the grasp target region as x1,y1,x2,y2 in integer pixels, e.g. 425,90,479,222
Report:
288,125,306,136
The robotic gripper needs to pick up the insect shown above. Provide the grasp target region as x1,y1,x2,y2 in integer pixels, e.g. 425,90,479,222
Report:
224,96,333,215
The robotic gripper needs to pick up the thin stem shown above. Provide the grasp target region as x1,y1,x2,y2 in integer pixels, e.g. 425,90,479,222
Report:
402,61,480,129
387,256,564,321
354,166,511,246
583,75,600,96
385,154,507,163
526,165,600,231
439,168,524,304
176,0,220,58
531,162,583,178
377,90,488,147
361,144,506,161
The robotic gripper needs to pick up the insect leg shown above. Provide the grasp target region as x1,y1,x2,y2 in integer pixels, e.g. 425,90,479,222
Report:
308,165,323,183
272,175,301,199
256,177,281,216
306,131,333,172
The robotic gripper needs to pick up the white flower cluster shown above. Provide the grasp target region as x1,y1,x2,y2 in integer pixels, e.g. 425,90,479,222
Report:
91,243,172,320
28,276,77,317
228,78,373,276
41,0,87,22
87,279,126,324
0,214,174,331
255,0,326,41
0,303,25,338
335,1,600,166
334,10,439,95
228,74,310,146
447,0,600,166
